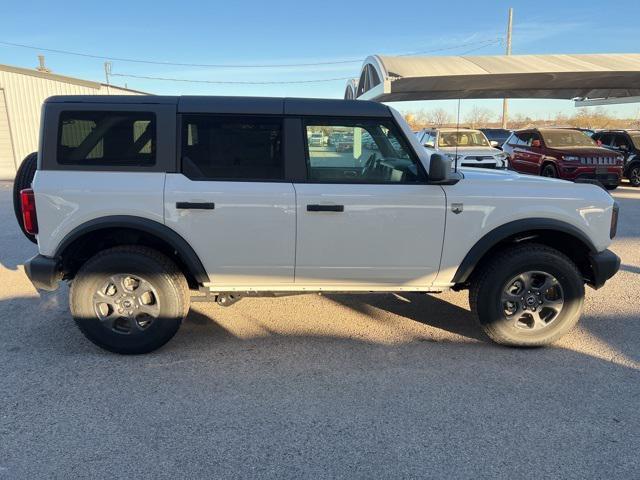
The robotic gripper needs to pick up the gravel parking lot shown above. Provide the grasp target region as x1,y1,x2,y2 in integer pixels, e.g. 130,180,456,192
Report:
1,180,638,479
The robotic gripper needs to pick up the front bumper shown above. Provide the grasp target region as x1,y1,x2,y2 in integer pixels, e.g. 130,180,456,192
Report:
588,249,620,289
561,166,622,186
24,255,62,291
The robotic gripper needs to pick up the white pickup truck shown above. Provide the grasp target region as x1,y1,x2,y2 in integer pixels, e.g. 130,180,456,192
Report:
14,95,620,354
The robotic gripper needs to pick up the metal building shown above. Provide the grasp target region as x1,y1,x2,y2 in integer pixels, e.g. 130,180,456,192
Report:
0,63,145,179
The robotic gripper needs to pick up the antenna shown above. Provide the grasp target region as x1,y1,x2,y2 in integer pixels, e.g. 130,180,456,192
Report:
455,98,461,173
501,7,514,128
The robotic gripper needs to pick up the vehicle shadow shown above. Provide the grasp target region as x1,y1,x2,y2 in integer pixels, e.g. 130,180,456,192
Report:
620,263,640,275
324,292,488,343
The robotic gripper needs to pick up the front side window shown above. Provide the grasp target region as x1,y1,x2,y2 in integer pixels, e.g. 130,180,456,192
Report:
57,111,155,166
514,132,532,146
181,115,283,181
304,119,424,183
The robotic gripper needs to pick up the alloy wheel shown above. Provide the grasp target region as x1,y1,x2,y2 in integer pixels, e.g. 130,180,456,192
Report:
92,274,161,334
501,271,564,331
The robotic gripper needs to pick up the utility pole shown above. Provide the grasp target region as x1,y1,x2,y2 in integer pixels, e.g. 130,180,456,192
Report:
501,7,513,129
104,62,112,84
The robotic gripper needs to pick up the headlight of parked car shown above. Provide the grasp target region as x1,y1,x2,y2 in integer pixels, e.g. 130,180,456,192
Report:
562,155,580,162
445,153,462,161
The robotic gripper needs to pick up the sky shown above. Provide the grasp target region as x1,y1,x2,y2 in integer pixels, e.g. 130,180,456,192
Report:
2,0,640,121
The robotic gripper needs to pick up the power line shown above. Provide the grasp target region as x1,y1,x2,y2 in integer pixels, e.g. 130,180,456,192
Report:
108,39,502,85
0,37,502,69
109,73,353,84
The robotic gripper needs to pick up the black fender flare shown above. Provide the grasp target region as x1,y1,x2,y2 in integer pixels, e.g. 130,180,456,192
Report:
55,215,210,284
452,218,597,284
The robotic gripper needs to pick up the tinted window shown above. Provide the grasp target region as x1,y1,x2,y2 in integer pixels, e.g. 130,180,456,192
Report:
593,133,612,146
304,119,424,183
613,134,631,149
181,115,283,181
513,132,532,146
541,130,596,147
57,111,155,166
438,131,490,147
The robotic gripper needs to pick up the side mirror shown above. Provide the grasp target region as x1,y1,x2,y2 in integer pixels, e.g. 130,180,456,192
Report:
620,144,629,151
490,140,499,147
429,153,450,182
532,139,541,148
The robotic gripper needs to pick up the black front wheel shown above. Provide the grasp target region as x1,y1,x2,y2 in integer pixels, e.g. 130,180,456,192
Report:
470,244,584,347
70,246,190,354
541,164,558,178
628,165,640,187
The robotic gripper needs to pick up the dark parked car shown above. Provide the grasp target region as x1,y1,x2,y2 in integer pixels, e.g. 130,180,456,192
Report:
479,128,512,147
592,129,640,187
502,128,624,190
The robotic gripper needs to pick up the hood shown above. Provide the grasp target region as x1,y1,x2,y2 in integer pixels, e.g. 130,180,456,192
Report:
461,167,563,184
547,146,620,157
439,146,502,156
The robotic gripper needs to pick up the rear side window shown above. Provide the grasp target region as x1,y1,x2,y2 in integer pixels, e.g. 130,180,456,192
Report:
181,115,283,181
57,111,155,166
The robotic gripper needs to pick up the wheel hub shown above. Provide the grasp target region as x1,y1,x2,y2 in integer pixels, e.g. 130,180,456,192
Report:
501,271,564,331
92,274,160,334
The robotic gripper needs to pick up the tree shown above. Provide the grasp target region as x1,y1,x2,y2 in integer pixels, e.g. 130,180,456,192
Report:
465,106,493,128
426,108,452,127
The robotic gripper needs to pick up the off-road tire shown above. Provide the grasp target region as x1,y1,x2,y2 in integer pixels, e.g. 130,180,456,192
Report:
12,152,38,243
70,246,190,354
469,243,584,347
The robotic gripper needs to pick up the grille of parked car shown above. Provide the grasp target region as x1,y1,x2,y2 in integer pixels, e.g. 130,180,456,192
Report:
464,156,495,161
461,163,496,169
580,157,617,165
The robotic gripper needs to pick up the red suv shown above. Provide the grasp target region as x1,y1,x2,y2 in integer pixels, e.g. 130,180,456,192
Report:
502,128,624,190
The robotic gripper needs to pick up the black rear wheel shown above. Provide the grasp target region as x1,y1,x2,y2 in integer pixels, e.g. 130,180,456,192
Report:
70,246,190,354
12,152,38,243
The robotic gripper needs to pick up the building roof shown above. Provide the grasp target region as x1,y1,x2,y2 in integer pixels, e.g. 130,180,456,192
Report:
351,53,640,102
0,63,147,94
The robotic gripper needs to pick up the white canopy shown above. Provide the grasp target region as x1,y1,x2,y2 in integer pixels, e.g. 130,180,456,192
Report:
350,53,640,103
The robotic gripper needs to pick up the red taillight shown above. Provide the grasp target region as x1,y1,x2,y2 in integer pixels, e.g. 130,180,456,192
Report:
20,188,38,235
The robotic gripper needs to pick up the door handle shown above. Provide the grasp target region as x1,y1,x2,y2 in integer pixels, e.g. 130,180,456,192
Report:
307,204,344,212
176,202,215,210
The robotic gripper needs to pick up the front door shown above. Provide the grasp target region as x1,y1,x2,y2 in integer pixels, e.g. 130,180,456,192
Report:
294,117,446,287
165,114,296,287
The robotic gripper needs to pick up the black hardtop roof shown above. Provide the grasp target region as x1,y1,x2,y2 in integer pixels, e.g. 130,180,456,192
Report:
44,95,392,117
596,129,640,133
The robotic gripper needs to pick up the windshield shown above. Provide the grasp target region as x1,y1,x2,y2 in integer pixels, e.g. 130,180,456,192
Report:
541,130,596,147
438,131,490,147
630,134,640,149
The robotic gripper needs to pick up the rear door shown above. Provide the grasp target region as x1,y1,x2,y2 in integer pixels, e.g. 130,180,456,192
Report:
164,113,296,287
293,117,446,287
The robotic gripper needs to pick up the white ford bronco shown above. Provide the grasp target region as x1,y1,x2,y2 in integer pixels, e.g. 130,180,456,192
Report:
15,95,620,354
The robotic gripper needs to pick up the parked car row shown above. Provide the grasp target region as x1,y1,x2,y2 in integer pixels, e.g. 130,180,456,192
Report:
416,125,639,189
